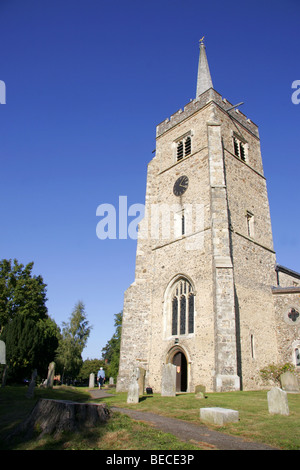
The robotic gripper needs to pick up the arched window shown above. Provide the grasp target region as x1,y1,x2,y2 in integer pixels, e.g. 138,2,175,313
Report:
171,278,195,336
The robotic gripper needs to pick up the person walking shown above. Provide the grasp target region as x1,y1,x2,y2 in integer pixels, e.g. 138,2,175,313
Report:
97,367,105,389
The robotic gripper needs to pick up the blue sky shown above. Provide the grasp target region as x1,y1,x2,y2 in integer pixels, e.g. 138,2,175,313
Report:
0,0,299,361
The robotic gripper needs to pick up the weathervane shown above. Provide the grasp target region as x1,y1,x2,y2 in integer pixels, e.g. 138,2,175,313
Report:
199,36,205,45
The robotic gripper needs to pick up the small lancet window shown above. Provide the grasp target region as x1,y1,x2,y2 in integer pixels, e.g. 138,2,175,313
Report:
246,211,254,238
250,334,255,359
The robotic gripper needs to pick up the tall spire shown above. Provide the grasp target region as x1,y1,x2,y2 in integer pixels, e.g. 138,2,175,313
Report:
196,37,213,97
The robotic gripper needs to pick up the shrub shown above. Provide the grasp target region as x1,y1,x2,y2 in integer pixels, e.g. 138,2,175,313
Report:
260,362,296,386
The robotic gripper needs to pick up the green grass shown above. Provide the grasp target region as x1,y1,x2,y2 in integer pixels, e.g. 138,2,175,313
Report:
98,388,300,450
0,386,202,450
1,385,299,450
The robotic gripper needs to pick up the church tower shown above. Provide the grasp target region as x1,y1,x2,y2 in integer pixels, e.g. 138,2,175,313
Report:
116,40,281,392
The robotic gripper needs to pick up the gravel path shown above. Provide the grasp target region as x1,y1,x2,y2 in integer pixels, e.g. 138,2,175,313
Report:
89,389,278,450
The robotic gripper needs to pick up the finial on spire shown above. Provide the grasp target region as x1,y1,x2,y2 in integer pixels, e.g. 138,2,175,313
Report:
196,37,213,97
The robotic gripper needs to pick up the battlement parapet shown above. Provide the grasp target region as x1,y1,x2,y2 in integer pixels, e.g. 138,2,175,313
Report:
156,88,259,139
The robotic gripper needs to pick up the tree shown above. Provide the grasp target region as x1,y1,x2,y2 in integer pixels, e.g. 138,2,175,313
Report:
0,314,60,382
55,301,91,382
0,259,59,382
77,358,105,383
0,259,48,333
102,311,122,379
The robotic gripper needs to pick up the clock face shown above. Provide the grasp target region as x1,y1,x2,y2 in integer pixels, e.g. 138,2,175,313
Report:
173,175,189,196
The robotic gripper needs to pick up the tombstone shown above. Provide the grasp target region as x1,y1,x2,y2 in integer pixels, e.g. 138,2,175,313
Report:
0,340,6,365
161,363,176,397
200,407,239,425
46,362,55,388
280,371,300,393
195,384,206,399
26,369,38,399
109,377,114,385
138,367,146,395
267,387,289,415
89,373,95,388
0,340,7,388
127,368,140,404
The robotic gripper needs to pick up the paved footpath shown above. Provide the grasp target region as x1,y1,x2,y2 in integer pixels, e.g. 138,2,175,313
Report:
89,389,278,451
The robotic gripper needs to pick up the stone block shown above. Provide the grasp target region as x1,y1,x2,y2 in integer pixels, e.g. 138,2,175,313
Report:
200,407,239,425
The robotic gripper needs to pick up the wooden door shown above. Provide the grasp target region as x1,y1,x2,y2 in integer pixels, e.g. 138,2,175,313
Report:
172,352,187,392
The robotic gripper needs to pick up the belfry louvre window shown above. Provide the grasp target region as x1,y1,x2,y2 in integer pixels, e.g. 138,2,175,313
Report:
171,278,195,336
177,136,192,161
233,136,247,162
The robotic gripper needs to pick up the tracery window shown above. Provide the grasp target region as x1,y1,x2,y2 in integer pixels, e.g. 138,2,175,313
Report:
171,278,195,336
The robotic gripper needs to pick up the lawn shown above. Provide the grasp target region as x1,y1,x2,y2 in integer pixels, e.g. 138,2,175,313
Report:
0,386,202,451
0,385,299,450
99,388,300,450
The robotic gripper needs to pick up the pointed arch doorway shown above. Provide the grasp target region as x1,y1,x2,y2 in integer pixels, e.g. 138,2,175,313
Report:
173,351,187,392
166,347,188,392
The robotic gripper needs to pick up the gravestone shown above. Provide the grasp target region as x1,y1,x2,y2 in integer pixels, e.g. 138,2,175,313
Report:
280,371,300,393
195,384,206,399
0,340,6,364
267,387,289,415
161,363,176,397
46,362,55,388
127,368,140,404
200,407,239,425
0,340,7,388
138,367,146,395
109,377,114,385
89,373,95,388
26,369,37,399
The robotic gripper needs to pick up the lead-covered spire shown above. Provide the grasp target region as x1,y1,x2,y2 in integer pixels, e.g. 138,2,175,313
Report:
196,37,213,97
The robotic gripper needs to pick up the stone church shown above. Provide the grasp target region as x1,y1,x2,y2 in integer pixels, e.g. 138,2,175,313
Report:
116,40,300,393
